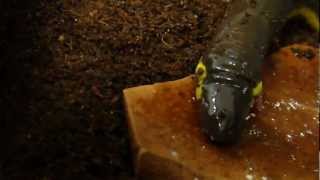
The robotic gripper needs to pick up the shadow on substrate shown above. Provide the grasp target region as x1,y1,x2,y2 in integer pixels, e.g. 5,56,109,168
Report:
0,0,51,178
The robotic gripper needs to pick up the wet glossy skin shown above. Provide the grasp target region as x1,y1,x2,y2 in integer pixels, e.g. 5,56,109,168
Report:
200,77,252,143
197,0,318,143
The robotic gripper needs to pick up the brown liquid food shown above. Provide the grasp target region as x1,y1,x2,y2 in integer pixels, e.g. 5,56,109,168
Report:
124,44,319,180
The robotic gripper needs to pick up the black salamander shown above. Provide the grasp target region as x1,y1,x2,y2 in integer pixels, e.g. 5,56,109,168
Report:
195,0,319,144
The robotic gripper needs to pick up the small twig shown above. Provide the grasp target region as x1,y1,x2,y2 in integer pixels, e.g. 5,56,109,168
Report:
161,32,174,49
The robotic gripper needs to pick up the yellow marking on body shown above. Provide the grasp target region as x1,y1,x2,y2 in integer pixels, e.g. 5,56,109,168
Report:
252,81,263,97
289,7,319,32
195,57,207,100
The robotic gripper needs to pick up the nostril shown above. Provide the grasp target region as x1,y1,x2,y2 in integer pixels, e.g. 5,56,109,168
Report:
218,110,226,120
215,110,228,131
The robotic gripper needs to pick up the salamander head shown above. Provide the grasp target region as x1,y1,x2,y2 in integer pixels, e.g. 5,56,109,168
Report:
199,81,253,144
195,57,261,144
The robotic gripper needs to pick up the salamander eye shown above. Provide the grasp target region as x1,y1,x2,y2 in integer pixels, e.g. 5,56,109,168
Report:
196,67,205,77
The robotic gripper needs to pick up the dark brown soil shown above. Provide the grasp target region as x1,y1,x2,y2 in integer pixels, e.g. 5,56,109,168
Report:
0,0,228,179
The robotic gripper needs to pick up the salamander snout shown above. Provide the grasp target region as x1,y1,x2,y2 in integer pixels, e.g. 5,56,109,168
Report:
200,82,252,144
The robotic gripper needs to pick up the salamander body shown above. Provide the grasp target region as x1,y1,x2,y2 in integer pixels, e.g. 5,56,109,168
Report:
196,0,319,143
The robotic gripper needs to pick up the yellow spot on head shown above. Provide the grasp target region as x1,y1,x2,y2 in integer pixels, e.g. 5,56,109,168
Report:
196,87,202,100
195,57,207,84
252,81,263,97
195,57,207,100
289,7,319,32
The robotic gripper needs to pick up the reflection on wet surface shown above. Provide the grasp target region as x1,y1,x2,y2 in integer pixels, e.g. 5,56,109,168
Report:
126,44,318,179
